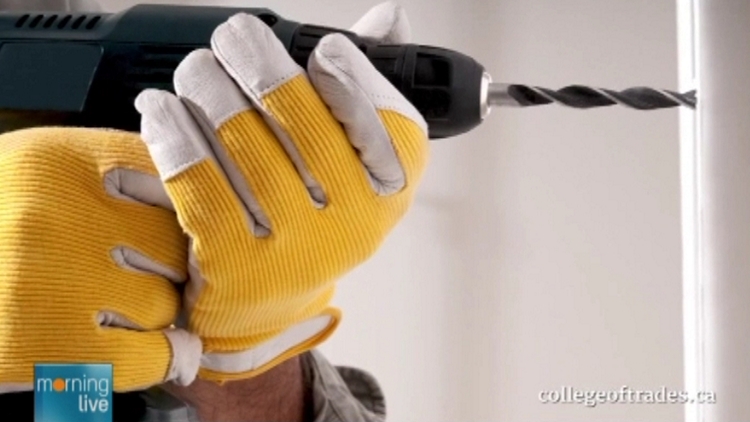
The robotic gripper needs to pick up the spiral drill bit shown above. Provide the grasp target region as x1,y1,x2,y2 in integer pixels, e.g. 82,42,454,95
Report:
488,83,697,110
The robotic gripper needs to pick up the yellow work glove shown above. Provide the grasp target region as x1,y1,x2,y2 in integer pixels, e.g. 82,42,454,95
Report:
0,128,202,392
135,4,429,382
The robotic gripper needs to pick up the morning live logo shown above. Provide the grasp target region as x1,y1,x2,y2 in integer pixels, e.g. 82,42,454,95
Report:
34,363,112,422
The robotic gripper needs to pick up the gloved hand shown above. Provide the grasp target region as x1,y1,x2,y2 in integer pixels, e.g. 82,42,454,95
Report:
135,2,429,382
0,128,202,392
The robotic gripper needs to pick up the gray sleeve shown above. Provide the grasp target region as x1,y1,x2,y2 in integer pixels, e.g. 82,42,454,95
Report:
302,350,386,422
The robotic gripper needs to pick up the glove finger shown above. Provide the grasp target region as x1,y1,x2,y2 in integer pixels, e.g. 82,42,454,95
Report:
110,244,185,284
98,328,201,391
211,13,368,201
135,89,253,242
102,161,187,283
0,128,187,283
101,270,183,330
173,49,310,234
102,167,173,211
349,1,412,43
210,14,327,207
0,328,200,392
0,274,180,336
101,163,187,281
308,33,429,194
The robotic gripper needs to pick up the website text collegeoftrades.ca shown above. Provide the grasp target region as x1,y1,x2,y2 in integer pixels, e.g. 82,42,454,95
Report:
539,386,716,407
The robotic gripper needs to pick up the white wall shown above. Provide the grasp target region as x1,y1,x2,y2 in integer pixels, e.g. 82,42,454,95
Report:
99,1,684,421
462,1,683,421
698,1,750,421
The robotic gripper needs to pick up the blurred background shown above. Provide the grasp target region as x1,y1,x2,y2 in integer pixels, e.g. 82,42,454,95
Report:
99,1,684,420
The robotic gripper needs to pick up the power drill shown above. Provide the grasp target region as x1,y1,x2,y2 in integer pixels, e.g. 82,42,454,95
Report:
0,4,488,139
0,4,696,141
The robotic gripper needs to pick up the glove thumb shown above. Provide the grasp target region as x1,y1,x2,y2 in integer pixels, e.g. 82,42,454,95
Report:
349,1,412,43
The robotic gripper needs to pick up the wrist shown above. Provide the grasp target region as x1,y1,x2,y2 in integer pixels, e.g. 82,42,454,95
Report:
159,355,307,422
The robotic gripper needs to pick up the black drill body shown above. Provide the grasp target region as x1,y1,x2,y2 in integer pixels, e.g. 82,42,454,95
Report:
0,4,485,138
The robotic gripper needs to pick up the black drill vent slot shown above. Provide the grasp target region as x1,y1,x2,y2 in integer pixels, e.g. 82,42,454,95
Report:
124,45,195,89
14,14,102,30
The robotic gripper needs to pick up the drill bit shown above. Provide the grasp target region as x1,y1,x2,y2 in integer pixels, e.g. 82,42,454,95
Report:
488,83,696,110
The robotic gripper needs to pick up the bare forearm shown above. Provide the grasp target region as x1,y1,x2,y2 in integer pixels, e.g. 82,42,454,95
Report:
160,356,306,422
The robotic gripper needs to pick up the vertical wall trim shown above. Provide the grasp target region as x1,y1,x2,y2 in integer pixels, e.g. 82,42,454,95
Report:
677,1,702,421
